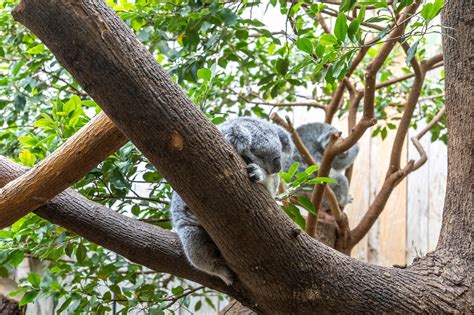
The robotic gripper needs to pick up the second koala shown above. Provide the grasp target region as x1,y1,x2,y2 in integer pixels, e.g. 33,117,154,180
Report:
288,122,359,208
171,117,293,285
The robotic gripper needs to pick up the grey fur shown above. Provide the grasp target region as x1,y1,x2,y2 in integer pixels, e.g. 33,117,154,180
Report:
288,122,359,208
170,117,293,285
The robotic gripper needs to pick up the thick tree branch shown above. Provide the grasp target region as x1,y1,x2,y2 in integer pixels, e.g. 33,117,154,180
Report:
0,112,127,228
437,1,472,257
0,156,243,301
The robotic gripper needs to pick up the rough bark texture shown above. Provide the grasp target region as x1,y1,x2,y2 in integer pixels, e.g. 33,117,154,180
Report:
437,0,472,258
9,0,471,313
0,295,21,315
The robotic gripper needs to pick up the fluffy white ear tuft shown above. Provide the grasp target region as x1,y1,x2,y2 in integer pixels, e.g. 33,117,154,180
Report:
222,124,252,154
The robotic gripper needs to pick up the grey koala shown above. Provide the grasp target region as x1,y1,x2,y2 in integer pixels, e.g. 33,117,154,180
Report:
170,117,293,285
288,122,359,208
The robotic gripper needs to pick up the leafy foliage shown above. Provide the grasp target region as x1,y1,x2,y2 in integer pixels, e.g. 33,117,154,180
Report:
0,0,444,312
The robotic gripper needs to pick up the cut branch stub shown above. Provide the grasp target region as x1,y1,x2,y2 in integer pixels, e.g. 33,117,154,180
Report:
0,112,126,228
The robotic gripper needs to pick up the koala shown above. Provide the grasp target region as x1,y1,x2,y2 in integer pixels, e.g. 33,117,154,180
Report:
287,122,359,208
294,123,359,171
170,117,293,285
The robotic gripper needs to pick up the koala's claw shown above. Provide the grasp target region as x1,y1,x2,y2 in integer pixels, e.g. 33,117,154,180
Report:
247,163,266,183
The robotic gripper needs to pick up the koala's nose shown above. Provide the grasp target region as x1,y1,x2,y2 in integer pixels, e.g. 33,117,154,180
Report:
272,157,281,173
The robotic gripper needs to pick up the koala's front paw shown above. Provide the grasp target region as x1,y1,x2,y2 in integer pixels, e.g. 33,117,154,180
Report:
247,163,266,183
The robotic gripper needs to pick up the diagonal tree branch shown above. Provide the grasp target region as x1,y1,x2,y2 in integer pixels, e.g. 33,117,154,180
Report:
0,112,127,228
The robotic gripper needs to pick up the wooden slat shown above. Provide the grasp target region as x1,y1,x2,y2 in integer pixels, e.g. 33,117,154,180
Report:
427,138,447,251
406,124,430,263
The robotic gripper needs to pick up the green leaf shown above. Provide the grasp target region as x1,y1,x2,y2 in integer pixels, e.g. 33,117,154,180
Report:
357,5,366,23
212,116,226,124
63,95,81,114
197,68,212,82
27,273,41,288
348,19,360,41
295,38,313,54
57,297,73,313
283,162,299,182
76,243,87,264
405,41,419,64
195,300,202,311
33,118,53,128
26,44,45,55
315,177,337,184
339,0,356,12
0,266,8,278
19,149,36,167
287,204,306,229
131,205,140,216
275,58,289,75
334,13,348,41
297,196,316,214
143,171,161,183
19,290,39,306
319,34,338,46
219,8,238,26
14,94,26,111
18,136,37,146
304,164,319,175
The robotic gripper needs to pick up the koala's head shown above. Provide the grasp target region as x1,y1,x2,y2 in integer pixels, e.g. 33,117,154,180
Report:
220,117,293,174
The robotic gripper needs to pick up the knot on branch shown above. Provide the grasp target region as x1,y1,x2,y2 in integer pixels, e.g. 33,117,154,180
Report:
167,130,185,152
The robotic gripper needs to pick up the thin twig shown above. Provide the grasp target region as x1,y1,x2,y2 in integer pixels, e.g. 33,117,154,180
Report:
411,106,446,171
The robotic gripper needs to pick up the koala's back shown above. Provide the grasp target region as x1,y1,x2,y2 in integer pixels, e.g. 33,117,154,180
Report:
296,122,337,153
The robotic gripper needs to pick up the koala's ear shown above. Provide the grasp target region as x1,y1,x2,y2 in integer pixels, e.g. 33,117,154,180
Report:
317,130,332,149
222,125,252,154
277,128,293,154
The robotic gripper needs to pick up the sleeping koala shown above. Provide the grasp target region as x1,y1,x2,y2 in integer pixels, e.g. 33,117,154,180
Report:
288,122,359,208
170,117,293,285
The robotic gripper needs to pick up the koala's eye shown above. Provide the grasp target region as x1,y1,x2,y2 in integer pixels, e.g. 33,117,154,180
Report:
242,155,252,164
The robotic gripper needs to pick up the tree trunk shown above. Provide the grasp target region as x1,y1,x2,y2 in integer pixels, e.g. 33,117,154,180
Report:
0,295,21,315
9,0,471,313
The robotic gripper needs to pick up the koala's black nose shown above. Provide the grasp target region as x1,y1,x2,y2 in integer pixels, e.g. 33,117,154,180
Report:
272,157,281,173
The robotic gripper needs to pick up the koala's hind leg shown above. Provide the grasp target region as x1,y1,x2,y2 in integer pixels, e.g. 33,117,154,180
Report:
179,225,235,285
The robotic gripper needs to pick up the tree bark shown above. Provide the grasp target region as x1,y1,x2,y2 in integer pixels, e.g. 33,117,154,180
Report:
10,0,471,313
0,295,21,315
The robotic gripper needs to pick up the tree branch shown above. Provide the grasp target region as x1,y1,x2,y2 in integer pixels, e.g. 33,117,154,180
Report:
0,112,127,228
411,106,446,172
350,41,435,246
307,2,420,238
0,156,243,300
